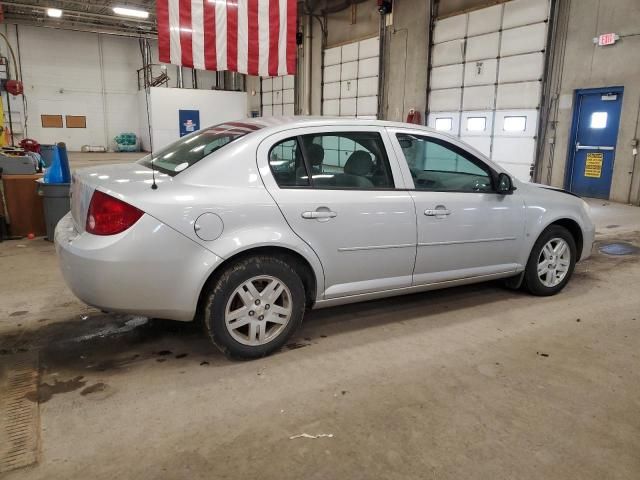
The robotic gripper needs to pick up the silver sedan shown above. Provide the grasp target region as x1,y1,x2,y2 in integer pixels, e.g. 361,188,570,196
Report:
55,117,595,358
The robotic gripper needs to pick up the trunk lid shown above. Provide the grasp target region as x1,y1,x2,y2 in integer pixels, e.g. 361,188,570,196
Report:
70,163,168,232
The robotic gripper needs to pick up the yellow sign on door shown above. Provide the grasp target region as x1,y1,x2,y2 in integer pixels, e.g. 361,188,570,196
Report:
585,152,603,178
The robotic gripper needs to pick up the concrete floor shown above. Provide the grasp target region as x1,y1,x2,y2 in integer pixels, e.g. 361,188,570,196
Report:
1,160,640,478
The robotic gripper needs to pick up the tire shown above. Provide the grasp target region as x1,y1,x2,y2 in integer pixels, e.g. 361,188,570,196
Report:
203,255,306,359
522,225,577,296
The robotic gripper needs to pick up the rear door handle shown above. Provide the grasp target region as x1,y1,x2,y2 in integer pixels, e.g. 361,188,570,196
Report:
424,208,451,217
301,210,337,219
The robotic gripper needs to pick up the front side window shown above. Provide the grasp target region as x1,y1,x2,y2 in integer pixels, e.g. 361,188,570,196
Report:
397,133,493,192
269,131,395,190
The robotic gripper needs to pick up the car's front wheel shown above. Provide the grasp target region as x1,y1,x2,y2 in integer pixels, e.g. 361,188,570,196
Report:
523,225,577,296
203,255,306,359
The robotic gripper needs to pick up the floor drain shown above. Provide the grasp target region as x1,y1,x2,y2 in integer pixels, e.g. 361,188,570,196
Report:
0,352,40,473
599,242,640,256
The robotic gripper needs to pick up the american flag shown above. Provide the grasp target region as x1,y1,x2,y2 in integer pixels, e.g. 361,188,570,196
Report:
157,0,297,76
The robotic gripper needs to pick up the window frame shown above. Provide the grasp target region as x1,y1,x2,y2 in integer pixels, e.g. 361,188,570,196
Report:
267,130,398,191
393,132,501,194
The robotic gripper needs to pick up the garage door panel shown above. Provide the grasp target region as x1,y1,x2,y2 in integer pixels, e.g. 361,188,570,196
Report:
500,162,532,181
496,82,541,109
463,58,497,86
340,98,357,116
503,0,549,29
499,52,544,83
272,77,282,90
460,135,492,157
461,111,493,137
463,85,496,110
357,96,378,116
324,46,341,66
429,88,461,111
432,39,464,67
283,103,294,116
341,42,359,63
494,110,538,137
359,37,379,59
467,4,502,36
433,14,467,43
323,64,341,83
261,91,272,106
431,64,463,89
501,23,546,56
340,80,357,98
357,76,378,97
358,57,379,78
492,137,535,165
262,105,272,116
466,32,499,61
271,104,283,116
282,89,295,104
323,81,340,100
262,78,273,93
283,76,295,89
341,61,358,81
324,99,340,116
427,112,460,136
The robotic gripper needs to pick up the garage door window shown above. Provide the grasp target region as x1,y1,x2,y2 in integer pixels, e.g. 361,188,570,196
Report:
397,134,493,192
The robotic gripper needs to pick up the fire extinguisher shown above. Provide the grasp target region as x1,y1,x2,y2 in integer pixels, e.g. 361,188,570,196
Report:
406,108,422,125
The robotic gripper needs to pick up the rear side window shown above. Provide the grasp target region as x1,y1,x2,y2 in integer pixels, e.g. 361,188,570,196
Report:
138,122,262,176
269,132,394,190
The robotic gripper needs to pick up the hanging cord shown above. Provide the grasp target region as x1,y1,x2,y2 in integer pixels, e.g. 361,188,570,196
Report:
0,31,20,81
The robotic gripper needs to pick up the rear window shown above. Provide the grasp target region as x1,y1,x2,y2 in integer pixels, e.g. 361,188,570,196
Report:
137,122,262,176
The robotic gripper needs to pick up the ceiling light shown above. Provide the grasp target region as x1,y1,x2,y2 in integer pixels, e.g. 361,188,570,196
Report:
113,6,149,19
47,8,63,18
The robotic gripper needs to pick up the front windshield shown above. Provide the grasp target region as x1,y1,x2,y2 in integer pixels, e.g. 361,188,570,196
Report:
138,122,262,176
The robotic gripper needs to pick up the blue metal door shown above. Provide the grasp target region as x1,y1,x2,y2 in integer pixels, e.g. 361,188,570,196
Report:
566,87,623,199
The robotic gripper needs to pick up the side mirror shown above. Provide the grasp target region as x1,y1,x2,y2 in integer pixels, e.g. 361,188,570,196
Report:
496,172,515,194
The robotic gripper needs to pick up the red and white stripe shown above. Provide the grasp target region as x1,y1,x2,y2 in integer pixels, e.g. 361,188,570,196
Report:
157,0,297,76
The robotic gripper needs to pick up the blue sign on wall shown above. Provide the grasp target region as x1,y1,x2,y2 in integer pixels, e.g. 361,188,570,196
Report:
179,109,200,137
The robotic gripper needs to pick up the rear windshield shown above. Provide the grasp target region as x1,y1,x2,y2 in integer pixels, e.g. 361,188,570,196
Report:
138,122,262,176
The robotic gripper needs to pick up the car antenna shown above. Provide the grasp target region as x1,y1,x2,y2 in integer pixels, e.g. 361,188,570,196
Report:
144,83,158,190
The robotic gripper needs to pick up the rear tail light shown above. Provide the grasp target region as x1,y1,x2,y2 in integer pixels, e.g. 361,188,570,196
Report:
86,190,143,235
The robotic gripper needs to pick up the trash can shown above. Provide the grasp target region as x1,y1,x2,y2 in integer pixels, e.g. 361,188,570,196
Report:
36,180,70,241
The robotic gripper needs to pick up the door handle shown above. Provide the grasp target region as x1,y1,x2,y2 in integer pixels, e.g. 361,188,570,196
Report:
575,142,615,152
301,210,337,220
424,208,451,217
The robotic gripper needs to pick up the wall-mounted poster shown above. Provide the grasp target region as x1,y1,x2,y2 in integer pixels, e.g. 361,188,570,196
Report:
179,109,200,137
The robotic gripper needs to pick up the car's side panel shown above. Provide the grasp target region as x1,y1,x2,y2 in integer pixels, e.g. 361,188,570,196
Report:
257,125,418,299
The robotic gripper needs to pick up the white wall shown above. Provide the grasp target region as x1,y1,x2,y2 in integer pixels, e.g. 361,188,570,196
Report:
147,87,247,150
0,25,144,151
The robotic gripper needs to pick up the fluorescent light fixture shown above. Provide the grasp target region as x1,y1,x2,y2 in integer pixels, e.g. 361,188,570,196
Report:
113,6,149,19
47,8,63,18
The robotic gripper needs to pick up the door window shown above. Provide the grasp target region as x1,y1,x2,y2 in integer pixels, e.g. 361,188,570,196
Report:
269,139,310,187
270,132,394,189
397,133,493,192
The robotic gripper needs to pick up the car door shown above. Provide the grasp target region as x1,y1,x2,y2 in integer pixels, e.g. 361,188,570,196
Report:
258,125,416,299
388,128,525,285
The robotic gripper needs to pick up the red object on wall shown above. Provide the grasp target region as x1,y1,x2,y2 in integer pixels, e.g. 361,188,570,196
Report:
5,80,24,95
20,138,41,154
406,109,422,125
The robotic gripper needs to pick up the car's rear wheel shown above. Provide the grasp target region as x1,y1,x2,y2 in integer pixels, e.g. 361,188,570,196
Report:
203,255,306,359
523,225,577,296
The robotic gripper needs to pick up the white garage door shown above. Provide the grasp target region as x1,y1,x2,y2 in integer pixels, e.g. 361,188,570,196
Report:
427,0,550,181
261,75,295,116
322,36,379,119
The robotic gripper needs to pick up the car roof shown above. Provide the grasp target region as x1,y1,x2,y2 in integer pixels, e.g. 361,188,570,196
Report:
239,115,443,136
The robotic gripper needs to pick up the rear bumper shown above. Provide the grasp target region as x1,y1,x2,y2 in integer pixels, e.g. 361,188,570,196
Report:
55,212,222,321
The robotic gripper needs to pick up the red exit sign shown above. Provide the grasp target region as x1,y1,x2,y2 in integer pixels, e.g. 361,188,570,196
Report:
598,33,617,46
